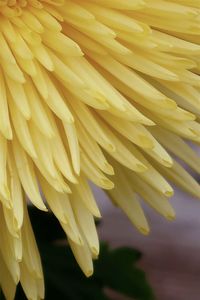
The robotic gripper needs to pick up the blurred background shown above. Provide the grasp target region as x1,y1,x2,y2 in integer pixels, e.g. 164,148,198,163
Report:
96,184,200,300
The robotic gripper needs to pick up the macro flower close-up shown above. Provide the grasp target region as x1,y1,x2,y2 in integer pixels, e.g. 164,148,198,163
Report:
1,0,200,299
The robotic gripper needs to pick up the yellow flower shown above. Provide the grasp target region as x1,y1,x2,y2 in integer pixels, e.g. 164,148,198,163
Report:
1,0,200,298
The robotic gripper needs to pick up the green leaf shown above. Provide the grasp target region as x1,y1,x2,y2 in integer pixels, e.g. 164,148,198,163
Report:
11,208,155,300
35,242,110,300
0,290,5,300
94,244,155,300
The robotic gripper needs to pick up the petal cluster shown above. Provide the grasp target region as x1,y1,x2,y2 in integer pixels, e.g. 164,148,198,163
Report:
1,0,200,299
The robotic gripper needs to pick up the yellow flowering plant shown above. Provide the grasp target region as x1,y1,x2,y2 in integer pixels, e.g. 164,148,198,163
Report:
0,0,200,299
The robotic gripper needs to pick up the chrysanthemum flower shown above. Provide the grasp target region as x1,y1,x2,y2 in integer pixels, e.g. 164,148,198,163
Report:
1,0,200,298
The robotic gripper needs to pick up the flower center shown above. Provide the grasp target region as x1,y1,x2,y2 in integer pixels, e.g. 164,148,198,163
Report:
0,0,63,16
